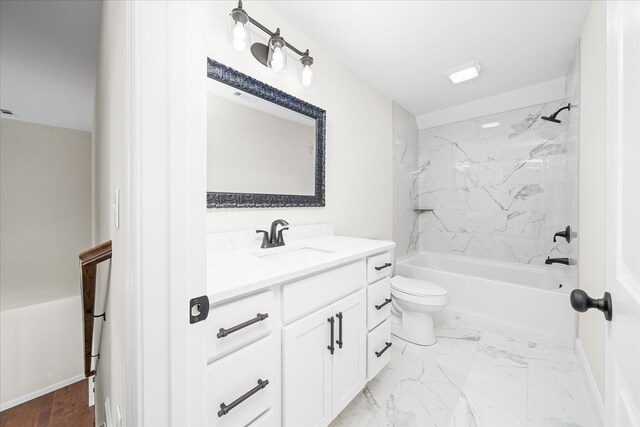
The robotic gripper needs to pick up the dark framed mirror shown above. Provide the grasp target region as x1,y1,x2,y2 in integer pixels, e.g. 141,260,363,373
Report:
206,58,326,208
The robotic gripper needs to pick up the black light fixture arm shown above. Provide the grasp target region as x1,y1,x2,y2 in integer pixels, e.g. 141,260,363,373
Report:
236,1,311,59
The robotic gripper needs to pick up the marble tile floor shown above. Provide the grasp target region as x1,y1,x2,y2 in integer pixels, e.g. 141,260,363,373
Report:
330,312,595,427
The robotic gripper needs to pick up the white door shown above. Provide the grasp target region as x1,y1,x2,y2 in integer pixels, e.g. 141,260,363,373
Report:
283,306,333,427
331,290,367,416
604,2,640,426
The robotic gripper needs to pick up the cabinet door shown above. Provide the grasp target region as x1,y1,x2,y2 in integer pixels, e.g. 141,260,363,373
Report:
283,305,333,427
331,290,366,417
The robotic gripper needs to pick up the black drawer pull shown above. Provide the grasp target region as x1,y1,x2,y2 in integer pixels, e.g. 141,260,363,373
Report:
374,262,392,271
375,298,392,310
217,313,269,338
375,342,392,358
327,317,335,354
336,312,343,349
218,379,269,417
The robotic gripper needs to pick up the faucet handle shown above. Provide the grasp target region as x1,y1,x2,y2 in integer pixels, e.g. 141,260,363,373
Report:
276,227,289,245
256,230,270,248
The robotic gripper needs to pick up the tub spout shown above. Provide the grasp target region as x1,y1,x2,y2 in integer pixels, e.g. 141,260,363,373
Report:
545,257,575,266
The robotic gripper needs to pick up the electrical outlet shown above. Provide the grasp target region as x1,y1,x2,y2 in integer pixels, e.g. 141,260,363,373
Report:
45,373,53,382
116,404,122,427
104,398,112,427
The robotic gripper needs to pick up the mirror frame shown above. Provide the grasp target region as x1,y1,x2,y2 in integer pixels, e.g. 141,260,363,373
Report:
206,58,326,208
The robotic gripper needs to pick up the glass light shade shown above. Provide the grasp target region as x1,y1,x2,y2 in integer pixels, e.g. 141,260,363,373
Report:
300,54,314,87
230,9,250,52
267,35,287,71
301,64,313,87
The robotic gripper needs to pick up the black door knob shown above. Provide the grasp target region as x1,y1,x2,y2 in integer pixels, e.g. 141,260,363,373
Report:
570,289,612,321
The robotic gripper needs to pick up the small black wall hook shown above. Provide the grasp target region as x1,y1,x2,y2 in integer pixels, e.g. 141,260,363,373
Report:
87,309,106,321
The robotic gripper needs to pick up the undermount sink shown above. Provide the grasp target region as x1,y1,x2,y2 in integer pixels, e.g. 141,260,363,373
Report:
253,246,334,263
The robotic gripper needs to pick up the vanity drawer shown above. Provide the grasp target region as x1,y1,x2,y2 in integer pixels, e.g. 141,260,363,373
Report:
283,260,365,323
367,252,392,284
206,336,276,427
367,277,391,330
207,290,274,360
367,319,391,382
248,409,276,427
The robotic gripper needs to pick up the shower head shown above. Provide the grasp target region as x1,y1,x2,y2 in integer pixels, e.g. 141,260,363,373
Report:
541,103,571,124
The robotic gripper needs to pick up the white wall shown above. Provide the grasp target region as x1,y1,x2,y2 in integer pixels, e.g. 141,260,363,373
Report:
206,1,393,240
0,296,84,409
0,118,90,409
578,0,606,400
92,1,127,425
0,118,92,310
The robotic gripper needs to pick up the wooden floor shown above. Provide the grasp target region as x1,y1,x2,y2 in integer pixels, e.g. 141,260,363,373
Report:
0,379,94,427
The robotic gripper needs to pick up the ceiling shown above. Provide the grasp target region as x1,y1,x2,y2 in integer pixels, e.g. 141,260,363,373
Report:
0,0,101,132
267,1,591,116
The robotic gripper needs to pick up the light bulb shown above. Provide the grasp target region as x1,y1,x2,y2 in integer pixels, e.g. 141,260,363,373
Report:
232,21,246,41
270,47,284,71
232,37,246,52
302,65,313,87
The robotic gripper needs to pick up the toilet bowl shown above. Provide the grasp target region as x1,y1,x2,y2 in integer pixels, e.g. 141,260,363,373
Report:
390,275,448,346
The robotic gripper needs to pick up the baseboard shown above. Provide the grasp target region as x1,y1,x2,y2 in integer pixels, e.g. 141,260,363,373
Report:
0,374,85,412
575,338,605,426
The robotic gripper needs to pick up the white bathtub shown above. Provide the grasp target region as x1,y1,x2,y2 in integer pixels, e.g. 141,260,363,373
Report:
395,251,577,348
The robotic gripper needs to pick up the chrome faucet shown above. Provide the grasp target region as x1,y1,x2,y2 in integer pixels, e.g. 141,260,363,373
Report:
256,219,289,248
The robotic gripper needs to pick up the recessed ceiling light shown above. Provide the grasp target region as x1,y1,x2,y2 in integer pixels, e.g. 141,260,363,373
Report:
482,121,500,128
446,61,482,84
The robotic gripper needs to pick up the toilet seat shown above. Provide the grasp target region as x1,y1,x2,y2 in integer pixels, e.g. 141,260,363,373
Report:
391,275,447,297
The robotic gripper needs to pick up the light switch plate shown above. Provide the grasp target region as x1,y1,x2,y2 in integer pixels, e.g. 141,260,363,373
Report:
112,188,120,230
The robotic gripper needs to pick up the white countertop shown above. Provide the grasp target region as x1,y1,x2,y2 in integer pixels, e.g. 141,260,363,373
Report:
207,235,395,304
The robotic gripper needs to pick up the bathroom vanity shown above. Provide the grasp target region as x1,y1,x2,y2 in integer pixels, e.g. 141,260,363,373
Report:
204,226,394,426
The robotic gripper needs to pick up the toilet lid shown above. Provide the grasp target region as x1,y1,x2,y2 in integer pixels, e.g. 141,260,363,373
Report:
391,275,447,297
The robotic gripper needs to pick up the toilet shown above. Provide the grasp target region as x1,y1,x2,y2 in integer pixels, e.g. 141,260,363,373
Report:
390,275,449,346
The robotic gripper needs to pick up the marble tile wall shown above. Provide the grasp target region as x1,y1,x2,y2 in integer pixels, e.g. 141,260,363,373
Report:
416,99,579,265
393,102,420,259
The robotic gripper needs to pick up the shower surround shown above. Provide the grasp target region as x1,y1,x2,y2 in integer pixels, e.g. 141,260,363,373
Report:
393,102,420,259
416,101,578,265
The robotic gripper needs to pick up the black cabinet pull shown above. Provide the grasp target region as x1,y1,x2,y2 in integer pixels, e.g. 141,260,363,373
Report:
336,312,343,349
375,298,392,310
217,313,269,338
218,379,269,417
374,262,392,271
327,317,335,354
375,342,392,358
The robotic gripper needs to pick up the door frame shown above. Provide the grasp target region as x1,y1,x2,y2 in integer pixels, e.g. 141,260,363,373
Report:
126,2,208,425
604,1,640,425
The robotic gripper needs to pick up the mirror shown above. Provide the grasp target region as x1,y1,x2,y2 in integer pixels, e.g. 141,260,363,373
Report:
206,59,326,208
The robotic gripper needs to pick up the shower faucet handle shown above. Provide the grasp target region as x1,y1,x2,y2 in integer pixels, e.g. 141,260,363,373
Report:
553,225,577,243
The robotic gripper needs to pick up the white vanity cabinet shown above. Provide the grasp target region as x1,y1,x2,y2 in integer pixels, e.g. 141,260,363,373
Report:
283,290,366,427
365,252,393,381
206,232,395,427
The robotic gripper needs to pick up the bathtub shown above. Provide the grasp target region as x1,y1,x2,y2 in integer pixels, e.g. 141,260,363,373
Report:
395,251,576,348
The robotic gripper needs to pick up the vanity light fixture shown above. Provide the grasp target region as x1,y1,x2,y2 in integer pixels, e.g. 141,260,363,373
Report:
230,1,314,86
446,61,482,84
230,2,250,52
481,121,500,128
